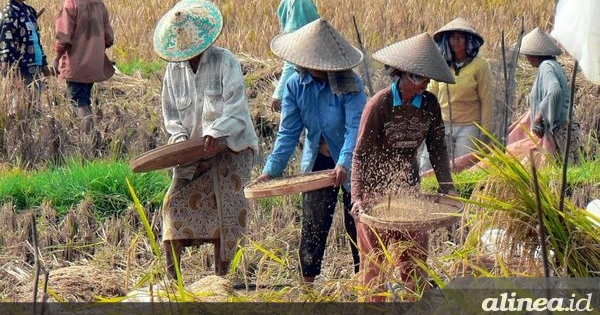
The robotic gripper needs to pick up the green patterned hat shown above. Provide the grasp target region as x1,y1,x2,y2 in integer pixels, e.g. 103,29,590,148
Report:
153,0,223,62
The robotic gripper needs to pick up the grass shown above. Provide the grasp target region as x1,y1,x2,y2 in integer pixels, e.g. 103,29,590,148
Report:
116,59,166,78
0,159,169,217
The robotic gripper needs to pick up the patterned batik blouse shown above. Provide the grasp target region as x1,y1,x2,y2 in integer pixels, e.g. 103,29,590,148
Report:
0,0,47,76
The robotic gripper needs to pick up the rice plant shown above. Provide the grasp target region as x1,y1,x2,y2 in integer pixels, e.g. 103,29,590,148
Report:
447,137,600,278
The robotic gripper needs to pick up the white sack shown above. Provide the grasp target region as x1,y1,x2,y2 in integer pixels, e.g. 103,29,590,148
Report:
551,0,600,84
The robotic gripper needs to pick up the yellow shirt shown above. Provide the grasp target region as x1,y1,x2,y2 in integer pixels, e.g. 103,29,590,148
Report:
427,56,495,132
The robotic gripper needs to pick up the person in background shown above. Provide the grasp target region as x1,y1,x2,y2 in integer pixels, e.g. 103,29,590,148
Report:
270,0,319,112
351,33,457,302
419,17,495,174
255,19,366,283
0,0,50,116
519,27,581,164
54,0,115,134
153,0,258,278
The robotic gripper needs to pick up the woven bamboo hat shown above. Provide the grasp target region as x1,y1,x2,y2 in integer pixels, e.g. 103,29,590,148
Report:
270,18,363,71
153,0,223,62
372,32,455,83
519,27,562,56
433,17,484,44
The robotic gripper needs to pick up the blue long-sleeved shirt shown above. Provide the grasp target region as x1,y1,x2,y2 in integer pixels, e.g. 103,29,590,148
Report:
271,0,320,100
263,71,366,189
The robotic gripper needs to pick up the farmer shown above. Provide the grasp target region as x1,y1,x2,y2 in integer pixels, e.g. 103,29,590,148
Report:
419,17,495,174
351,33,457,301
0,0,50,115
54,0,115,134
518,27,581,164
270,0,320,112
254,18,366,283
153,0,258,278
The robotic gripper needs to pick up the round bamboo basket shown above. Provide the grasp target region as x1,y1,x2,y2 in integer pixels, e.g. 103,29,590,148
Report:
359,193,463,231
130,138,224,173
244,170,336,199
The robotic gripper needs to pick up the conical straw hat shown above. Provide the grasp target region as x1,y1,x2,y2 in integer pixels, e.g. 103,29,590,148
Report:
153,0,223,62
433,17,484,44
372,33,455,83
270,18,363,71
519,27,562,56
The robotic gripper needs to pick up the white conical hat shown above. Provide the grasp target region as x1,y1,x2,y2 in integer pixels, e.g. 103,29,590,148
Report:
433,17,484,44
372,32,455,83
519,27,562,56
270,18,363,71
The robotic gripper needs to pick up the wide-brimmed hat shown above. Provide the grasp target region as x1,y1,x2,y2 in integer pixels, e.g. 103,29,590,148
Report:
270,18,363,71
372,32,455,83
519,27,562,56
433,17,484,44
153,0,223,62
